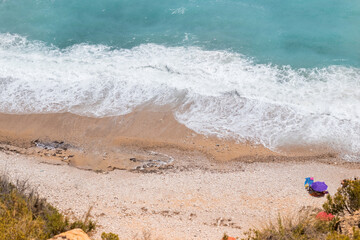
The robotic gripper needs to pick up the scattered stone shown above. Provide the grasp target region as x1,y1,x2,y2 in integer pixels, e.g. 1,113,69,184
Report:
213,217,241,229
189,213,197,220
133,155,174,172
33,140,73,151
216,217,223,226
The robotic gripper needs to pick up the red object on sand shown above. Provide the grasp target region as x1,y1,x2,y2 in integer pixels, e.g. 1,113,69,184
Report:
222,237,236,240
316,211,335,221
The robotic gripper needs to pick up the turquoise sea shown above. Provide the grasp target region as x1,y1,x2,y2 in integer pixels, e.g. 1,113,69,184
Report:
0,0,360,158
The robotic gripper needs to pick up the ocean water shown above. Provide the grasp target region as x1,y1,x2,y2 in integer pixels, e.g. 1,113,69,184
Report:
0,0,360,159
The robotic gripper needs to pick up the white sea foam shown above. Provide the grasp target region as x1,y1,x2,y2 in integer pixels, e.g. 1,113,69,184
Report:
1,33,360,159
170,7,186,15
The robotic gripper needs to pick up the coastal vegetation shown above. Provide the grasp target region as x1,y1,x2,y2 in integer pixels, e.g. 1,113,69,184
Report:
323,179,360,215
0,175,95,240
241,179,360,240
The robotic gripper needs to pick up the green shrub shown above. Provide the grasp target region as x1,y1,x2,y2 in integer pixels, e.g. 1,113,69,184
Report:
323,179,360,215
0,190,47,240
0,175,96,239
101,232,120,240
69,207,96,233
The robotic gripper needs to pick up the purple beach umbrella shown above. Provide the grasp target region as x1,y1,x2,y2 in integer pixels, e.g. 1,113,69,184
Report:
311,181,328,192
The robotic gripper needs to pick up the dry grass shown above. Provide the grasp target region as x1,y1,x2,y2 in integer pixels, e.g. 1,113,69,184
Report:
240,210,358,240
0,174,95,240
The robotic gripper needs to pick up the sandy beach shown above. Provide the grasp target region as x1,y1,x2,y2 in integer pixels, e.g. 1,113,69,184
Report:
1,149,359,239
0,111,358,239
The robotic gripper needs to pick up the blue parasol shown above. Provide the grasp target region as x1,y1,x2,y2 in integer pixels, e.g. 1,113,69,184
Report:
304,177,314,189
311,181,328,192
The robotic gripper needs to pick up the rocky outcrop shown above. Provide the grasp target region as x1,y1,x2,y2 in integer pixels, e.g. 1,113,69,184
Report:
48,228,91,240
338,210,360,237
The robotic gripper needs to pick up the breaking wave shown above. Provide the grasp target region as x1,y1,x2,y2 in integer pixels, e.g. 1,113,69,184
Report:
1,33,360,159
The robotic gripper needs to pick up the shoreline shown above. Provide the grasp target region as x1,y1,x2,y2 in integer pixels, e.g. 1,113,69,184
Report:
0,111,345,172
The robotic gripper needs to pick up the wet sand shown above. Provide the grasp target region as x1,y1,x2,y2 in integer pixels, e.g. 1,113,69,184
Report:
0,111,339,172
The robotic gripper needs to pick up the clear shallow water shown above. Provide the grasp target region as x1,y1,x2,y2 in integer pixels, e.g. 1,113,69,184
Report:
0,0,360,159
1,0,359,67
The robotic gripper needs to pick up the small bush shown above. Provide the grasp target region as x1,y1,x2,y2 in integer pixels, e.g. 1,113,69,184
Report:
323,179,360,215
222,233,229,240
0,190,47,240
69,206,96,233
101,232,120,240
0,175,96,239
